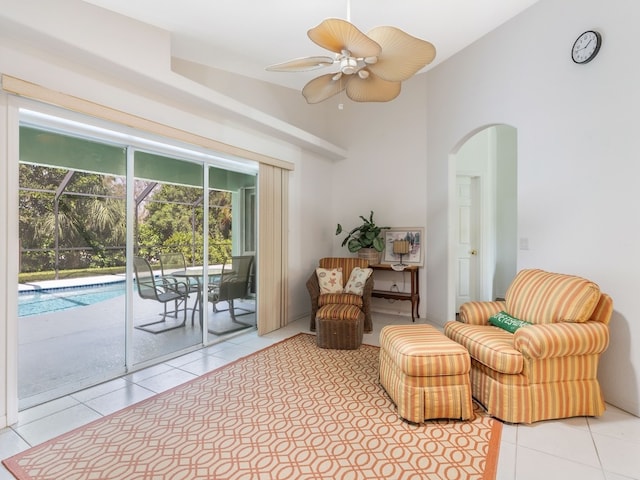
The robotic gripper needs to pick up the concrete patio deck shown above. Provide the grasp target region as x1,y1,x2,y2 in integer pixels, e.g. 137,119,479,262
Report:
17,276,255,409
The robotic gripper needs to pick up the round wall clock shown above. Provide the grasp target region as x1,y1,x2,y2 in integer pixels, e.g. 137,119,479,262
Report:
571,30,602,64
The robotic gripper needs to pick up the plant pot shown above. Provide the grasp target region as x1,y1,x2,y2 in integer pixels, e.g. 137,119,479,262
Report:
358,248,380,265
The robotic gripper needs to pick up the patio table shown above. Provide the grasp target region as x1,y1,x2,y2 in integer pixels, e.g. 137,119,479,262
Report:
170,266,224,326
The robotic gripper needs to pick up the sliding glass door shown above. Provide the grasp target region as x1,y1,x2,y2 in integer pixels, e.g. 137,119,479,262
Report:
18,126,128,408
205,166,257,337
17,115,258,409
131,153,204,364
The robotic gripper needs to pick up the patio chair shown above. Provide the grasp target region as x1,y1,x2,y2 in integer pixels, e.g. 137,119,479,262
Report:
159,252,199,317
133,256,190,333
207,255,255,334
206,257,227,313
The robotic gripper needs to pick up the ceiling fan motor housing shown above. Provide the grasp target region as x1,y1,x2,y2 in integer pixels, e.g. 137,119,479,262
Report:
340,56,359,75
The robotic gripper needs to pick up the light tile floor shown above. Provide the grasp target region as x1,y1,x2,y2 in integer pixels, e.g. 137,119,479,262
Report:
1,314,639,480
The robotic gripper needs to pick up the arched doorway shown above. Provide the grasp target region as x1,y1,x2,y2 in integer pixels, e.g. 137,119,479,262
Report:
449,125,517,313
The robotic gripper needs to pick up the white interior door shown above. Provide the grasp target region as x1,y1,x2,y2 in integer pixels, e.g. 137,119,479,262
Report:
455,175,480,311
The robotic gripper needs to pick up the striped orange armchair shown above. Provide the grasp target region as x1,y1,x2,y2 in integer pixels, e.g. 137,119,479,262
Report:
444,269,612,424
306,257,374,333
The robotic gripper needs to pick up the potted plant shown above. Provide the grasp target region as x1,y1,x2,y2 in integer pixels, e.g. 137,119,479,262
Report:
335,211,388,264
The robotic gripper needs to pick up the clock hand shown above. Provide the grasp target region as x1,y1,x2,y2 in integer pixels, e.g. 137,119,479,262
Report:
578,39,593,51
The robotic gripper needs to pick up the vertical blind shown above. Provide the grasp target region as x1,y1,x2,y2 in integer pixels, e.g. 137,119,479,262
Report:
257,163,289,335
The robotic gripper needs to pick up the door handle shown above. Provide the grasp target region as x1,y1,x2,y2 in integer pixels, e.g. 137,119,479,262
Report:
470,249,478,255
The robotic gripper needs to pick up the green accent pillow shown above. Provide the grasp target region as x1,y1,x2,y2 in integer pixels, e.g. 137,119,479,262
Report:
488,311,533,333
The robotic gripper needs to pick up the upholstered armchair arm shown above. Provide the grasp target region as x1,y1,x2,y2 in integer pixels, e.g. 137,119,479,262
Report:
459,300,507,325
514,321,610,359
306,271,320,331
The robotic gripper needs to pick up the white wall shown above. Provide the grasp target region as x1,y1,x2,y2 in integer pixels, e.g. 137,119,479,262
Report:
425,0,640,416
171,58,337,143
456,128,492,172
494,125,518,298
327,77,429,316
287,149,336,321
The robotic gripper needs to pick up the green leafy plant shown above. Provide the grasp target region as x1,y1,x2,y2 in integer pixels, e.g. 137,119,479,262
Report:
335,211,388,253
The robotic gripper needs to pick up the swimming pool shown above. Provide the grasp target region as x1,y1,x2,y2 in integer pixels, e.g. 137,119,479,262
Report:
18,281,126,317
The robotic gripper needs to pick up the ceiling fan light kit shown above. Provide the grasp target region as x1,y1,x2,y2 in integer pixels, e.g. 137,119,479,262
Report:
266,17,436,104
340,56,358,75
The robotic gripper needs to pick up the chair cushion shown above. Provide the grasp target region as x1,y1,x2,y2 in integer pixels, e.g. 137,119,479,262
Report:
505,269,601,324
316,304,363,321
444,321,523,375
316,267,343,294
380,324,470,377
318,293,364,308
344,267,373,296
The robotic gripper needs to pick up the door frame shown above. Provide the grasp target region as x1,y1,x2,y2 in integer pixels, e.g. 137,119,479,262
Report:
454,173,483,311
447,126,500,320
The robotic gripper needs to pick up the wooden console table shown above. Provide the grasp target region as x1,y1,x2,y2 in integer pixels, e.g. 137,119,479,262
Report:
370,264,420,321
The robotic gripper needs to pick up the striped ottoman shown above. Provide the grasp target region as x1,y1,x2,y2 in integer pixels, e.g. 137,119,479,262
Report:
316,304,364,350
379,324,473,423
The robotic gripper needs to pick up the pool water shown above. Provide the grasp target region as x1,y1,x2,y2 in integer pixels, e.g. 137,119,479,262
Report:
19,282,126,317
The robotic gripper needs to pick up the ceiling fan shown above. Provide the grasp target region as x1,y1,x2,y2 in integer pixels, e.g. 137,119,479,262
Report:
266,17,436,104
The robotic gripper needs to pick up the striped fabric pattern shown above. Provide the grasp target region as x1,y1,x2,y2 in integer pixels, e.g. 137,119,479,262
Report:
318,292,364,308
316,303,363,320
459,300,506,325
589,293,614,325
471,359,606,424
444,269,612,423
514,321,610,358
444,322,523,374
470,361,531,423
506,269,601,323
381,324,471,376
379,325,473,423
523,354,601,384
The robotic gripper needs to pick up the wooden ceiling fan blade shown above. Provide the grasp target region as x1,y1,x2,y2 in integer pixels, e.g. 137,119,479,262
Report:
266,56,335,72
345,73,401,102
308,18,381,58
302,73,348,104
366,26,436,81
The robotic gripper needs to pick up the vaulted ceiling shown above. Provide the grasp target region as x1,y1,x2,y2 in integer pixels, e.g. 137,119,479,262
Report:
82,0,540,90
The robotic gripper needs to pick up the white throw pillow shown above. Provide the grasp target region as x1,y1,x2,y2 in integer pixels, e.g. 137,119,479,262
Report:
316,267,343,294
344,267,373,296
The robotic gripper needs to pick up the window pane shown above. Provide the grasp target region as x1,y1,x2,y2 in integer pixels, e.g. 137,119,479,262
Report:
18,161,127,409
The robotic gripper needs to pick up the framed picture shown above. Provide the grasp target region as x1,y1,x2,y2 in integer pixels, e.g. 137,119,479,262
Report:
382,227,424,266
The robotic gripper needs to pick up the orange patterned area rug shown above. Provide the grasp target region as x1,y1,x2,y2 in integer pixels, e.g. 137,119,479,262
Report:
4,333,501,480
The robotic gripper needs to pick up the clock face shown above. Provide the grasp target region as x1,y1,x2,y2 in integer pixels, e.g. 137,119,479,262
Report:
572,30,601,64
